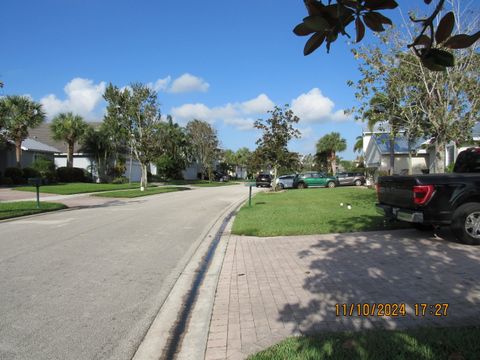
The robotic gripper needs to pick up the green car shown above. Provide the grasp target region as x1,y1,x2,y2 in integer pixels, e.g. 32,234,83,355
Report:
293,172,338,189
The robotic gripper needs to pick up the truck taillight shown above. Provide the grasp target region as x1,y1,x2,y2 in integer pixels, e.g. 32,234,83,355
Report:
413,185,435,205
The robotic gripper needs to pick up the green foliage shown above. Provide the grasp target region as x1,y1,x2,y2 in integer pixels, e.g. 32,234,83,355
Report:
0,201,67,220
56,167,87,183
294,0,480,72
50,112,89,168
31,155,56,181
5,167,25,184
0,95,45,167
0,177,14,186
21,167,40,179
316,132,347,174
186,119,219,180
104,83,163,189
111,176,129,184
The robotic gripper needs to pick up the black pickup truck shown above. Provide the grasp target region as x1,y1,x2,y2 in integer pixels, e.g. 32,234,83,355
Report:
376,148,480,245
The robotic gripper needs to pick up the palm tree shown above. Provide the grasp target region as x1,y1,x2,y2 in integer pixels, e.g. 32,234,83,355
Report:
316,132,347,175
50,112,89,168
353,135,363,154
0,95,45,167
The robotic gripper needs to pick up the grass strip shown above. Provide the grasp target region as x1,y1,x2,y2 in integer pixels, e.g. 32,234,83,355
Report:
248,326,480,360
15,182,151,195
164,180,239,187
92,186,189,198
0,201,67,220
232,187,406,236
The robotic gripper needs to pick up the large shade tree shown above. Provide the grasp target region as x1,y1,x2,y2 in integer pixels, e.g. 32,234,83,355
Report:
186,119,219,180
0,95,45,167
104,83,164,190
50,112,89,168
316,132,346,175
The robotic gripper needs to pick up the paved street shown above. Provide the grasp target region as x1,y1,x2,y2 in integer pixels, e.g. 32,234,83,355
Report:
0,184,249,360
205,229,480,360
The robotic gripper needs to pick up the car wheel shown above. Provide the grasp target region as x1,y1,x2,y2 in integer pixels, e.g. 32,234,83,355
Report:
298,182,306,189
354,180,362,186
451,202,480,245
327,181,336,188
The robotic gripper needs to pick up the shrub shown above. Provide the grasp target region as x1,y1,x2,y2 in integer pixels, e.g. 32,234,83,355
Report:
111,176,128,184
31,155,56,181
22,167,40,179
56,167,87,182
0,177,14,186
4,167,25,184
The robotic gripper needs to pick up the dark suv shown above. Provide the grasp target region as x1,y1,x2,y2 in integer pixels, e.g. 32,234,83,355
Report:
256,173,272,187
336,172,366,186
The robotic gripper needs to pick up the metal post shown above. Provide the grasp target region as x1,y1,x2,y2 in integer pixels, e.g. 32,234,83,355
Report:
249,185,252,207
36,185,40,209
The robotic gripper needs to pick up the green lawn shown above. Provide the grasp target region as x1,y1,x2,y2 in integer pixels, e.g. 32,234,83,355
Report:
0,201,67,220
92,186,189,198
249,326,480,360
232,187,405,236
15,182,151,195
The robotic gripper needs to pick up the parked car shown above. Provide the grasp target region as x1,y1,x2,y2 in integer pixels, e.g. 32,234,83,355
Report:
256,173,272,187
376,147,480,245
336,172,366,186
293,172,338,189
275,174,296,189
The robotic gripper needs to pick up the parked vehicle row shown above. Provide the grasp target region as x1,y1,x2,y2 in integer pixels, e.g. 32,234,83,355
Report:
256,172,366,189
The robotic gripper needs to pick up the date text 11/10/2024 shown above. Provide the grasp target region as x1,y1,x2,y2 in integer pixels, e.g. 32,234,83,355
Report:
335,303,449,317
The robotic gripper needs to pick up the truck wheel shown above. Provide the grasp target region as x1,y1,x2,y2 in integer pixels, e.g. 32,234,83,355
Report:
298,182,306,189
327,181,336,188
451,203,480,245
355,180,362,186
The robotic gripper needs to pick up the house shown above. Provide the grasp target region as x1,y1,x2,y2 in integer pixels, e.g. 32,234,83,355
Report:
28,123,157,182
363,132,428,175
363,121,480,176
0,138,59,174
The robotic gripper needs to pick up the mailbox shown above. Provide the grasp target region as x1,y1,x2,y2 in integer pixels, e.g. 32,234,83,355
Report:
28,177,42,186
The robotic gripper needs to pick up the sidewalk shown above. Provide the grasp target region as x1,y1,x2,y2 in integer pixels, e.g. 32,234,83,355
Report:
205,229,480,359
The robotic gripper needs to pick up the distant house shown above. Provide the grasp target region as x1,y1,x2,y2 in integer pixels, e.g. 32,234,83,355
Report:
362,122,480,175
0,138,60,173
363,132,428,175
28,123,157,182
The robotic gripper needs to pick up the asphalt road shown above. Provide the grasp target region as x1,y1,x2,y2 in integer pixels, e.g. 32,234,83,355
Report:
0,184,251,360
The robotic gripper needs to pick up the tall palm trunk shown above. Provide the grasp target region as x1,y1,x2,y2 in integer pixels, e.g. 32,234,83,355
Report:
67,141,74,168
330,150,336,175
15,138,22,168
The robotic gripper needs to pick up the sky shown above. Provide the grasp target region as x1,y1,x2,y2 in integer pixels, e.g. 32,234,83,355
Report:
1,0,418,160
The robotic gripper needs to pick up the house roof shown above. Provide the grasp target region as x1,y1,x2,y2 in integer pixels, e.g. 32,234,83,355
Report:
8,138,60,153
373,133,425,155
28,122,102,153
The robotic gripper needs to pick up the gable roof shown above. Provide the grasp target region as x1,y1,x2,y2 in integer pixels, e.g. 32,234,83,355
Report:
21,138,60,153
28,122,102,153
372,133,425,155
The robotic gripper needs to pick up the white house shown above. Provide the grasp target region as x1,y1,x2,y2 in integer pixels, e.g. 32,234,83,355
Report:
0,138,59,173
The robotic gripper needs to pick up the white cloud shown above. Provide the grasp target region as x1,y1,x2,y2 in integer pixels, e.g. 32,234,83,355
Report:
291,88,349,123
241,94,274,114
298,126,313,139
169,73,209,93
224,118,255,131
40,78,106,120
148,76,171,92
171,103,213,123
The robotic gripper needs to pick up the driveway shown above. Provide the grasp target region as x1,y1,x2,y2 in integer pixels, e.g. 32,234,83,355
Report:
205,229,480,359
0,184,252,360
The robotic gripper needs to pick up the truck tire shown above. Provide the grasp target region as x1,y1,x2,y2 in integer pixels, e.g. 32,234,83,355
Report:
451,202,480,245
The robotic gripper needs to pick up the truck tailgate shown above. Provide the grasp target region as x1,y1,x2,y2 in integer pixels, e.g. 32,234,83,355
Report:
377,176,417,209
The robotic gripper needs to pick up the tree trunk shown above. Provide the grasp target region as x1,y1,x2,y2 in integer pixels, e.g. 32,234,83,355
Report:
273,165,278,191
331,151,336,175
433,142,445,174
140,163,148,190
15,138,22,168
67,141,74,168
389,137,395,175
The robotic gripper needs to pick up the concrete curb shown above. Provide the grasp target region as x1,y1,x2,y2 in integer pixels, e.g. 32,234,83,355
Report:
132,196,246,360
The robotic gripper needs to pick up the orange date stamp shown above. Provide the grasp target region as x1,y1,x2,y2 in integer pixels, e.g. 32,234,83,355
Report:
335,303,449,317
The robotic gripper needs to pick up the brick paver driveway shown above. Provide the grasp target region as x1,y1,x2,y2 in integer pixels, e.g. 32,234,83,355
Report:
205,229,480,360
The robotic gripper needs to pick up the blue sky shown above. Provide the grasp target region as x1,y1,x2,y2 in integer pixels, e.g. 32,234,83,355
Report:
1,0,417,160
